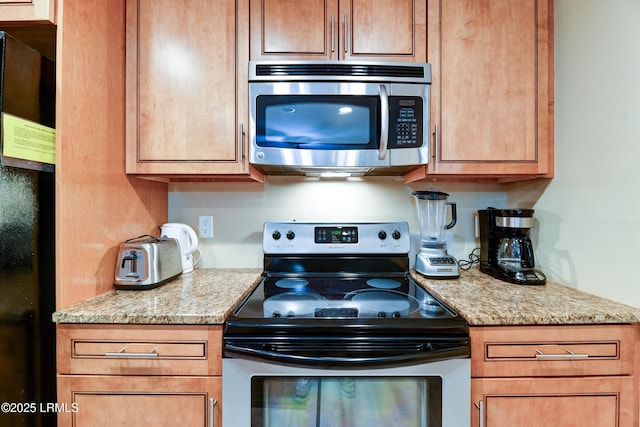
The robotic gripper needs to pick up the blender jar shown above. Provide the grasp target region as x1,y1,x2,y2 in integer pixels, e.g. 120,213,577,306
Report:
412,190,457,247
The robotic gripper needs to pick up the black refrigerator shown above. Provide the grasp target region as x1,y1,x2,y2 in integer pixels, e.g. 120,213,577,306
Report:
0,31,56,427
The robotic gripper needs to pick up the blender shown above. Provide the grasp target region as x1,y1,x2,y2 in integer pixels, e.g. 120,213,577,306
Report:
412,190,459,279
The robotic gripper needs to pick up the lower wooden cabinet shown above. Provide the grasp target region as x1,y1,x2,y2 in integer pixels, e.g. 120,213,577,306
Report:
471,325,638,427
57,375,220,427
472,376,635,427
56,324,222,427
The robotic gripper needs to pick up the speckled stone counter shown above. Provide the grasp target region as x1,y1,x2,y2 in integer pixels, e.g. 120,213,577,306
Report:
54,267,640,326
52,268,263,324
411,268,640,325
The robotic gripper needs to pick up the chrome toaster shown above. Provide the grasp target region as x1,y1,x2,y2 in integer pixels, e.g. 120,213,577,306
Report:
114,235,183,290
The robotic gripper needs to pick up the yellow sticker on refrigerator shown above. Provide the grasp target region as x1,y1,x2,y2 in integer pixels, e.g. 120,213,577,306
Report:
1,112,56,165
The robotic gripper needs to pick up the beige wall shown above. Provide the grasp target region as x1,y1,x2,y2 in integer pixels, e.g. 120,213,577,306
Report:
169,178,505,270
508,0,640,307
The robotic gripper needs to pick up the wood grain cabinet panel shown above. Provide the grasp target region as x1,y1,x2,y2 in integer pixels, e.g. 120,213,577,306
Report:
57,375,220,427
472,376,635,427
406,0,554,181
126,0,261,180
56,324,223,427
250,0,426,62
0,0,55,24
471,325,637,427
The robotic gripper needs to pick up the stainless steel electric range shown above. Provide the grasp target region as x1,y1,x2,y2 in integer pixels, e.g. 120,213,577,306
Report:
223,222,470,427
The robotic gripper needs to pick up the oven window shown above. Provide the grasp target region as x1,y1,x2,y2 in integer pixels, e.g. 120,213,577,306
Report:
255,95,378,149
251,376,442,427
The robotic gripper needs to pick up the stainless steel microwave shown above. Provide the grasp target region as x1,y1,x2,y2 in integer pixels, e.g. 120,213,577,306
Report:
249,61,431,176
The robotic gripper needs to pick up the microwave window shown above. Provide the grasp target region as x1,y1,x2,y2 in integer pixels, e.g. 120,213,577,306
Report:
256,96,378,149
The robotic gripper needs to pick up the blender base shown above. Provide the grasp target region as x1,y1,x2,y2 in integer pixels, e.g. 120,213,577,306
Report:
415,251,460,279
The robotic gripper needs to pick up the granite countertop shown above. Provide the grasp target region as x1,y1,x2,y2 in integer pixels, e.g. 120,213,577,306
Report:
54,267,640,326
52,268,263,324
411,268,640,326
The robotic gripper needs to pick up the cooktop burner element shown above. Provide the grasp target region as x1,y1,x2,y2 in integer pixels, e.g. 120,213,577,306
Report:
366,278,402,289
274,278,309,289
347,289,418,317
224,222,470,367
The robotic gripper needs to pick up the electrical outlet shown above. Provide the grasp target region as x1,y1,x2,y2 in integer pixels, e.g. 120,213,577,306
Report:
198,215,213,238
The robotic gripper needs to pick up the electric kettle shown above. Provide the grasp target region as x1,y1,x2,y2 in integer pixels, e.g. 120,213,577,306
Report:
160,223,199,273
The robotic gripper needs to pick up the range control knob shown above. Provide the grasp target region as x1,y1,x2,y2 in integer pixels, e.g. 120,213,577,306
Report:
272,230,281,240
286,230,295,240
378,230,387,240
392,230,402,240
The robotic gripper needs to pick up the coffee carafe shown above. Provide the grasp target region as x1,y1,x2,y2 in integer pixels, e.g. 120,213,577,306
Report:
478,208,545,285
412,190,459,279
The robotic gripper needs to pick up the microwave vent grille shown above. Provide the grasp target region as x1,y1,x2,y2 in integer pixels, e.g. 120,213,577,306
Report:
253,62,429,81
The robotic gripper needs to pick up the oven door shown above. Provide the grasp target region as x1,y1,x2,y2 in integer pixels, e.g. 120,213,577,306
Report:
222,357,470,427
249,81,429,172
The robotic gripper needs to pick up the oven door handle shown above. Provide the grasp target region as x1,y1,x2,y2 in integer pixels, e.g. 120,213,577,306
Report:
224,343,469,367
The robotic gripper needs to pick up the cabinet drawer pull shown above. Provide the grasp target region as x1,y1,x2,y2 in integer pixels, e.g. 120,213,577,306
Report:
535,347,589,359
105,347,159,358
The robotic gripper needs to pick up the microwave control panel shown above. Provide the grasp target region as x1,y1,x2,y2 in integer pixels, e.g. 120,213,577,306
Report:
388,97,423,148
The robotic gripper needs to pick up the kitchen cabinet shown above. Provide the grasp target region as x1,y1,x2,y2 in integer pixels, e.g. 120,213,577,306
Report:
56,324,222,427
0,0,55,24
55,0,168,309
125,0,262,181
405,0,554,181
470,325,637,427
0,0,56,60
250,0,426,62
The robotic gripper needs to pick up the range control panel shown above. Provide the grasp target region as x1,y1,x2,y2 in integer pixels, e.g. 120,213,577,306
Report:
263,222,410,255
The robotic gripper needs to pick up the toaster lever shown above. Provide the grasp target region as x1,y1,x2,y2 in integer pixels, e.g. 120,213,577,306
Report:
121,251,139,277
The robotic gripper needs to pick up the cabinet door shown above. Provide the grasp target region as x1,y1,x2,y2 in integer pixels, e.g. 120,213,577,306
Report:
342,0,426,62
0,0,55,24
126,0,260,179
250,0,426,62
407,0,553,180
472,377,636,427
57,375,221,427
250,0,338,60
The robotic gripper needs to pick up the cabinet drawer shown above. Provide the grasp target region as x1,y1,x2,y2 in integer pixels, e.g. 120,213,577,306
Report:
471,325,635,377
57,324,222,376
73,341,206,358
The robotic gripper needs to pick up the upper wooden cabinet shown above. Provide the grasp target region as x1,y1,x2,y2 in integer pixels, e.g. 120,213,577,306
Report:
406,0,554,181
126,0,262,181
250,0,426,62
0,0,55,24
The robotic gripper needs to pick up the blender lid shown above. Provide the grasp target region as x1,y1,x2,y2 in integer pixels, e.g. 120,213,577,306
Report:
412,190,449,200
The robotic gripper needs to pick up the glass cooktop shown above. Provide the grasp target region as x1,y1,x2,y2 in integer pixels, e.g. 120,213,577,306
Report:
232,274,457,320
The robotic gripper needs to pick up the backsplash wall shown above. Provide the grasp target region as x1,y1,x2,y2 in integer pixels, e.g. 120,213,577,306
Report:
168,177,506,269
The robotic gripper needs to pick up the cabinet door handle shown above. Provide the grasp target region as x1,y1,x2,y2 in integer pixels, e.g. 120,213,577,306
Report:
331,14,335,52
474,401,484,427
209,398,217,427
433,124,439,162
343,14,349,54
535,347,589,359
105,347,158,358
238,123,244,162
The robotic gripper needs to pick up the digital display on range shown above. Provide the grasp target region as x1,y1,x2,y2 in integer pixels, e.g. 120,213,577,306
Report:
315,226,358,244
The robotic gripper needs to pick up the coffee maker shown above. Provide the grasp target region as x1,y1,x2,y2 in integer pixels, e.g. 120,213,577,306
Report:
478,208,546,285
413,190,459,279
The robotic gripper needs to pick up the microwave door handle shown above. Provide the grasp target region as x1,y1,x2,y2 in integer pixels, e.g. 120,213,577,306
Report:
378,84,389,160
